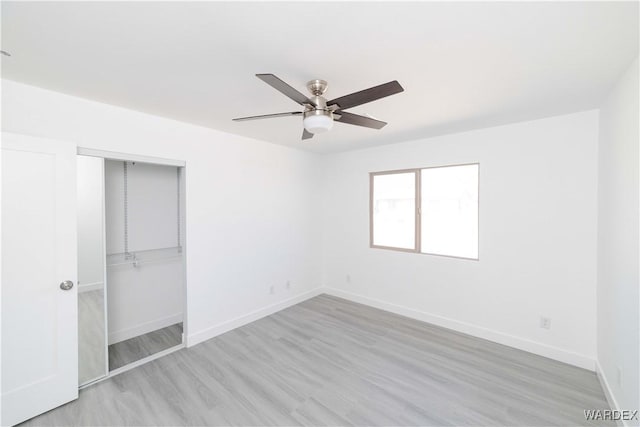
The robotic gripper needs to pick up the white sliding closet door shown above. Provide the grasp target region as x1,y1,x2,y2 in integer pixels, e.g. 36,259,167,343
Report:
1,133,79,426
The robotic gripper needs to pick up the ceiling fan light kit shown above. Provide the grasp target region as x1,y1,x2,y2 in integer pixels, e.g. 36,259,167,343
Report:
233,74,404,140
303,110,334,134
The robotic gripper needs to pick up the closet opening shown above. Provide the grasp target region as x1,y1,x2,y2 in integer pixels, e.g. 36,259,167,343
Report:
77,150,187,387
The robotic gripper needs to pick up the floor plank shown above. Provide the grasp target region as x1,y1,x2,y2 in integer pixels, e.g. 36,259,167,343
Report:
22,294,612,426
109,323,183,371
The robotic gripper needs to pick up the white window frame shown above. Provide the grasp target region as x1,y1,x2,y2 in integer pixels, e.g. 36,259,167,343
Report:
369,163,479,260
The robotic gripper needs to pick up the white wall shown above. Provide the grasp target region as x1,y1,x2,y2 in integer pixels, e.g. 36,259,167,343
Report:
107,260,183,344
597,57,639,419
322,110,600,369
77,155,104,289
104,160,184,344
1,79,325,345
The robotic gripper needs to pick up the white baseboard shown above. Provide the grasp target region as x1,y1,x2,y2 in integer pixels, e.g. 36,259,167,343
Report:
109,312,183,344
596,360,626,426
78,281,104,293
187,287,324,347
323,287,596,371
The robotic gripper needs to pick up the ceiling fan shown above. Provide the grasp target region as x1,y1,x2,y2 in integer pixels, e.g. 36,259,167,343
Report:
233,74,404,140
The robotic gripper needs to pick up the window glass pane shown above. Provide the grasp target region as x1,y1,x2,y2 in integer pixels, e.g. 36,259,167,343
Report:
372,172,416,249
421,164,478,259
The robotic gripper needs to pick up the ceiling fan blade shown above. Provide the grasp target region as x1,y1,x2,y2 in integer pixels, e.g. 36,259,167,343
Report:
302,129,314,140
256,74,315,106
334,111,387,129
327,80,404,110
232,111,302,121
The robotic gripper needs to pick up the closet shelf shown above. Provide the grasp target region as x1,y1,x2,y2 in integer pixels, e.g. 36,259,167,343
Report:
107,246,183,267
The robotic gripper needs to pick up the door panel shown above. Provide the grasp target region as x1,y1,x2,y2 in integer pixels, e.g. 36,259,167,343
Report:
77,155,108,385
1,133,78,426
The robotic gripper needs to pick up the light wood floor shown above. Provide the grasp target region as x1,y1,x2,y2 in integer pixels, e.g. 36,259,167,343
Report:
23,294,612,426
109,323,183,371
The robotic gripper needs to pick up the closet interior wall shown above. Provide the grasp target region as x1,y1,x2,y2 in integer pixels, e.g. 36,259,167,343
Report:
104,160,184,347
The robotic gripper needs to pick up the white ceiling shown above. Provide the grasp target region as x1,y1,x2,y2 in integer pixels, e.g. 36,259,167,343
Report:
1,2,638,154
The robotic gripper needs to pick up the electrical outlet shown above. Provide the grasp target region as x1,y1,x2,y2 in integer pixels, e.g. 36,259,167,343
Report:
269,285,275,295
286,280,291,290
346,274,351,283
617,366,623,387
539,317,551,329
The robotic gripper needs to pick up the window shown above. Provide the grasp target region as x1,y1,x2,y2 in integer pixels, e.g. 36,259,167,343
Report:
370,164,479,259
370,171,417,250
421,164,478,259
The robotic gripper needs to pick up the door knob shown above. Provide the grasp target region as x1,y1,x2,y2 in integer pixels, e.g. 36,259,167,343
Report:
59,280,74,291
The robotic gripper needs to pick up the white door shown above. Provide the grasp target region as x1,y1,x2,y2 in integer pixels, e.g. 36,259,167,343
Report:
1,133,78,426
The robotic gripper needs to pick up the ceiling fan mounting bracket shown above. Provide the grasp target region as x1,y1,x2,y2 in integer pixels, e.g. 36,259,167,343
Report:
306,79,328,96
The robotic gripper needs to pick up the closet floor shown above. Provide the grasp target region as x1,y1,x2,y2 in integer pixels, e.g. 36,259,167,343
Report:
109,323,183,371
